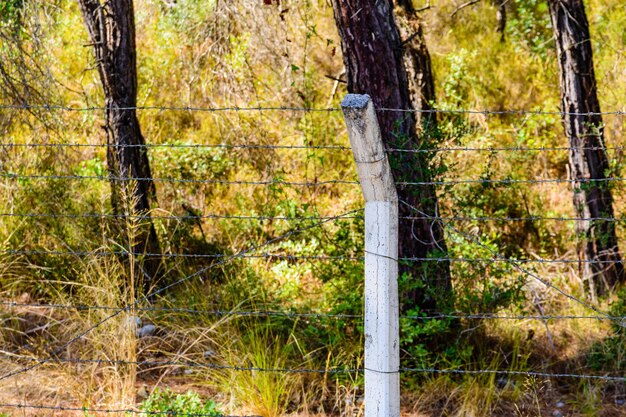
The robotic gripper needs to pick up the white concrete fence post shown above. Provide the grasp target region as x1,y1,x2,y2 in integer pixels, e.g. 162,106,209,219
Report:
341,94,400,417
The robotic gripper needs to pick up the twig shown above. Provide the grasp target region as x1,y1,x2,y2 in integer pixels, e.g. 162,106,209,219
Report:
324,74,346,84
451,0,481,17
416,2,432,12
401,31,422,46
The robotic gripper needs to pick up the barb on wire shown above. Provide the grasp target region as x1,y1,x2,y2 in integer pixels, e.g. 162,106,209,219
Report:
0,208,363,382
0,173,358,186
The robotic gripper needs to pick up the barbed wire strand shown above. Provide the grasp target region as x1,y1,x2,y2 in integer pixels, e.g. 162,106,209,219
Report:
398,368,626,382
0,403,259,417
6,211,626,223
5,103,626,116
0,301,362,318
2,356,360,375
0,208,362,383
0,250,360,260
401,215,626,222
0,142,351,150
2,356,625,383
5,142,626,153
399,257,624,264
1,300,623,321
5,248,626,265
397,177,626,186
7,173,626,187
387,145,626,153
0,173,358,186
0,104,342,112
0,212,362,221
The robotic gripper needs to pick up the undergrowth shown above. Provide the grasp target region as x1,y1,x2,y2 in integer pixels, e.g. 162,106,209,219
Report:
1,0,626,416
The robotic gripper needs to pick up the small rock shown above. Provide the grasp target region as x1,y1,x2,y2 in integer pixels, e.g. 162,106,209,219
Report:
184,369,193,375
123,316,141,330
137,324,157,338
203,349,217,358
17,293,31,304
355,396,364,405
552,411,563,417
556,401,566,408
137,384,149,400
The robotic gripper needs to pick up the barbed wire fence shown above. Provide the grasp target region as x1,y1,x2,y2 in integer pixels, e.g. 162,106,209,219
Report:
2,98,626,415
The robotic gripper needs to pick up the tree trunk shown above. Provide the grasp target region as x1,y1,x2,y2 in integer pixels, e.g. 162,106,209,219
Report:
332,0,451,312
548,0,624,299
78,0,161,294
394,1,437,130
495,0,506,42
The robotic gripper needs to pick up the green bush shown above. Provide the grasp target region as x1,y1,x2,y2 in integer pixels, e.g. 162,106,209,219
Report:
137,388,221,417
587,287,626,371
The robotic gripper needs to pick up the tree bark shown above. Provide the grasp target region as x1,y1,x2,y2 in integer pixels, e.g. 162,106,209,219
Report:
548,0,624,299
78,0,161,293
332,0,451,312
394,1,437,130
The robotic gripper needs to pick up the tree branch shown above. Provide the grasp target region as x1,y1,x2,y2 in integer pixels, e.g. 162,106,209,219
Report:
324,74,346,83
401,30,422,46
450,0,480,18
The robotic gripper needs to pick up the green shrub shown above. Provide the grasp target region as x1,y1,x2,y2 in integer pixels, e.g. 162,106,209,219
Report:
137,388,221,417
587,287,626,371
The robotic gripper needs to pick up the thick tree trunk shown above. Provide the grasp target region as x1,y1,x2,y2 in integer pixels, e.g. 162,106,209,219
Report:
78,0,161,293
548,0,624,299
332,0,451,312
394,1,437,130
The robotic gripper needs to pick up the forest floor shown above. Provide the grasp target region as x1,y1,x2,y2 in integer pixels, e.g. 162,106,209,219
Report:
2,296,626,417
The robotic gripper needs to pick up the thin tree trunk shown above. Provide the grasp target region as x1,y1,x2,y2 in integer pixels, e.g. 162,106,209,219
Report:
78,0,161,294
548,0,623,299
332,0,451,312
495,0,506,41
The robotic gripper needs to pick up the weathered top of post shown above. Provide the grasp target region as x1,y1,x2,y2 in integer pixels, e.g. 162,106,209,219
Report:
341,94,370,110
341,94,398,203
